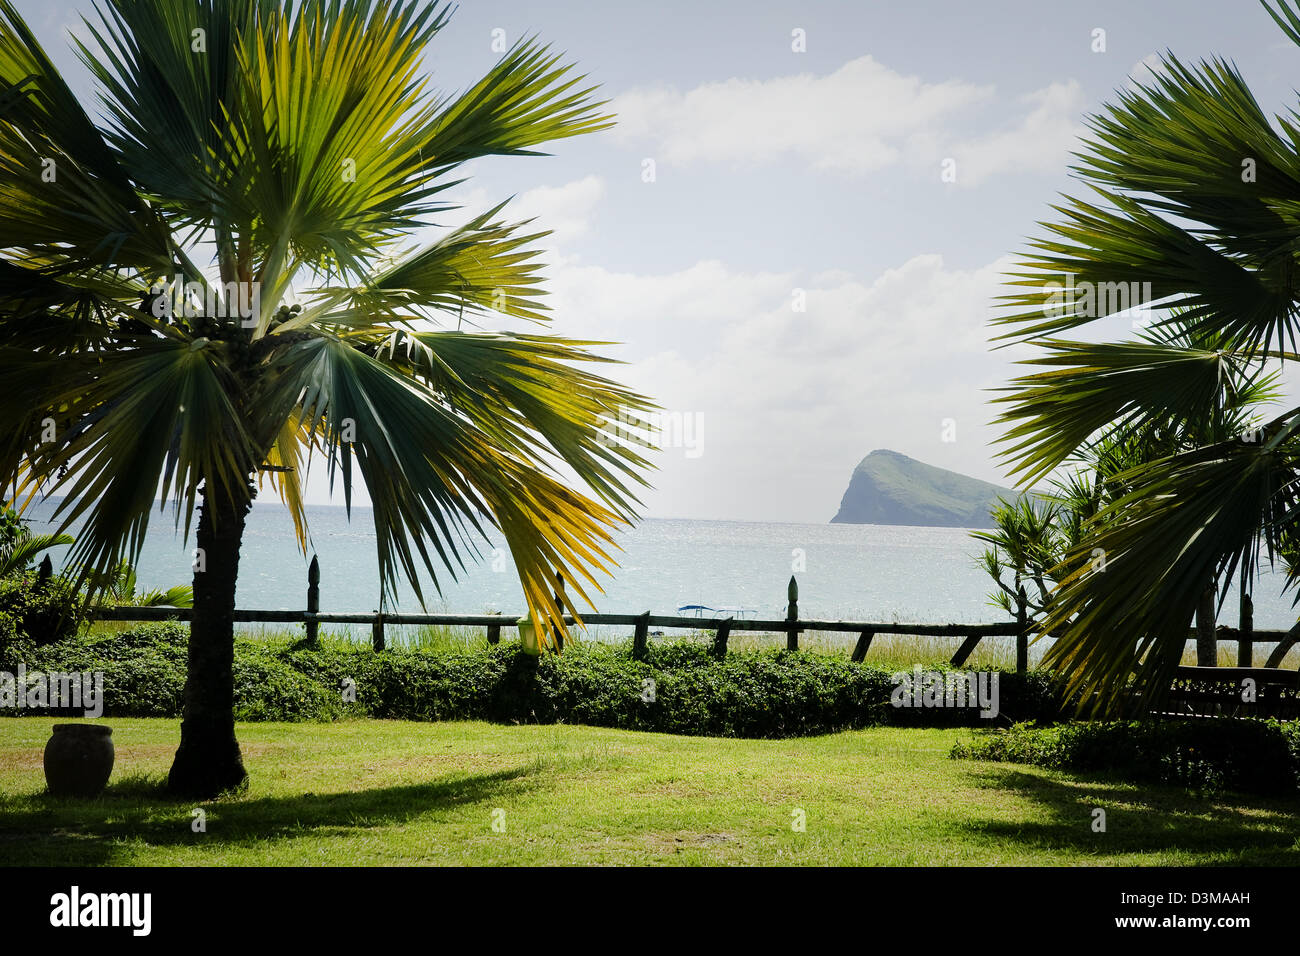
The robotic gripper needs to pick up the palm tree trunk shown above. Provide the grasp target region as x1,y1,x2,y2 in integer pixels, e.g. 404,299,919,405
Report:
1195,580,1217,667
167,482,254,797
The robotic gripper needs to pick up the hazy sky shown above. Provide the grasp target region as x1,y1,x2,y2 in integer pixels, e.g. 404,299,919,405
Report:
15,0,1300,522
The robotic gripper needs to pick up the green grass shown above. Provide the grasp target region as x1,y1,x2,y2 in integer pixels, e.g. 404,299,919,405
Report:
2,718,1297,865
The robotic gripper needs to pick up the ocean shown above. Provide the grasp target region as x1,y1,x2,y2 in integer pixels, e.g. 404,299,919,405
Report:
16,496,1300,633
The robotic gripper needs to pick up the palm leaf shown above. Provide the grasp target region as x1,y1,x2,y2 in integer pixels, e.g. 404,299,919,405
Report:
294,203,554,330
1039,439,1299,710
0,530,73,577
3,336,258,587
995,337,1269,485
415,36,614,169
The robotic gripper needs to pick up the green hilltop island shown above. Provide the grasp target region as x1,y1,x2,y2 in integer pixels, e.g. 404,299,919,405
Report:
830,449,1016,529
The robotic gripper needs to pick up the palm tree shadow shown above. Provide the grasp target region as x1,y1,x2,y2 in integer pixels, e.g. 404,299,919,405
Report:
0,765,544,866
953,762,1300,864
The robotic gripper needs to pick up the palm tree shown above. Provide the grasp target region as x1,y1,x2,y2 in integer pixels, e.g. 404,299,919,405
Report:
975,494,1063,622
991,0,1300,712
0,0,653,796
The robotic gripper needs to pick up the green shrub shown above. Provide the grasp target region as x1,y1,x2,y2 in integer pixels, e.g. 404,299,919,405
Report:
85,621,190,655
0,574,85,650
8,623,339,721
0,613,31,670
232,645,343,722
99,655,187,718
8,622,185,717
10,627,1071,734
952,719,1300,796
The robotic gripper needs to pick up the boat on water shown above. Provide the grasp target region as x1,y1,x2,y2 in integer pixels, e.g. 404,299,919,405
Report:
676,604,757,620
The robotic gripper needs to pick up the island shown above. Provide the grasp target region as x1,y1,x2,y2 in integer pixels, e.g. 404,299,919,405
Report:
830,449,1015,528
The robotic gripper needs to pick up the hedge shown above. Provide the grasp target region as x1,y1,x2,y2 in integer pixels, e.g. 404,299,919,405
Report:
1,623,1064,734
951,719,1300,796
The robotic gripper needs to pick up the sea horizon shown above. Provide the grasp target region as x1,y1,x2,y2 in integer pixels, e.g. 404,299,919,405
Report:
16,494,1300,633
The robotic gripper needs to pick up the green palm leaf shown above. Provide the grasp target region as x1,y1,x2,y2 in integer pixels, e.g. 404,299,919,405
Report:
1038,439,1298,710
0,530,73,577
990,0,1300,711
995,336,1274,486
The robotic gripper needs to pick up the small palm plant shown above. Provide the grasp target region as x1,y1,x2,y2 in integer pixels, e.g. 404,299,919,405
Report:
0,513,72,577
83,561,192,608
975,495,1063,622
0,0,653,795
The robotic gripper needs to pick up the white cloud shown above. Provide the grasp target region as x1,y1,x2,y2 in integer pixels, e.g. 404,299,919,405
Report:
948,82,1087,186
531,251,1034,521
612,55,990,174
610,55,1084,186
548,258,794,340
508,175,606,248
1127,53,1169,91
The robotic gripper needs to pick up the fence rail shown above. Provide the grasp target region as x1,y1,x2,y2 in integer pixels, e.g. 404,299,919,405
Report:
87,562,1300,671
91,605,1024,635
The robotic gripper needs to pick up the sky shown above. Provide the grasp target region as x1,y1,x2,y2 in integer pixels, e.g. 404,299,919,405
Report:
14,0,1300,522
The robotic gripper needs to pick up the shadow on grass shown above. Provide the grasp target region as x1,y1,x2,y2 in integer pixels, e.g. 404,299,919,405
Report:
0,764,544,866
953,763,1300,864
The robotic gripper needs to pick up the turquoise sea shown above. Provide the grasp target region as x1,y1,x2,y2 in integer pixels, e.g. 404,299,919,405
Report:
18,496,1300,633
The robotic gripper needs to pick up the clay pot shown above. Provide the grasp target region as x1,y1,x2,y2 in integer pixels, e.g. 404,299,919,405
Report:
44,724,114,797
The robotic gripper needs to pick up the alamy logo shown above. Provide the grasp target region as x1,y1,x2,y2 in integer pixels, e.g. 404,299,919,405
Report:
148,274,260,326
890,666,1000,718
1041,273,1155,325
49,886,151,936
601,406,704,459
0,666,103,718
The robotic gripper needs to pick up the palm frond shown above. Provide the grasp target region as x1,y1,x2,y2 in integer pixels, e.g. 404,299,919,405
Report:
0,0,174,272
1039,439,1299,710
994,338,1260,485
0,529,72,577
368,329,655,519
993,48,1300,354
1262,0,1300,46
2,336,258,585
416,36,614,170
294,203,553,330
258,334,633,642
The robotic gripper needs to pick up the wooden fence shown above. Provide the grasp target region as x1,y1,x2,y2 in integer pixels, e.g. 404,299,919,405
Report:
90,562,1300,673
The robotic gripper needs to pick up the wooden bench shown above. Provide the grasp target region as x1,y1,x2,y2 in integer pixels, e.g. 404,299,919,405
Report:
1155,666,1300,720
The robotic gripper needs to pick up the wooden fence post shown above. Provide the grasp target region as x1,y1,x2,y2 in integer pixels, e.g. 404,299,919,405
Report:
372,610,385,651
305,555,320,646
712,618,733,659
786,575,800,651
851,628,875,663
487,611,501,646
1195,581,1217,666
1015,587,1028,673
951,635,982,668
553,571,565,652
632,612,650,660
1239,592,1253,667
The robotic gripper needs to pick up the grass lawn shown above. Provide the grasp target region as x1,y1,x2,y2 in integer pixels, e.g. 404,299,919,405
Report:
1,718,1298,865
